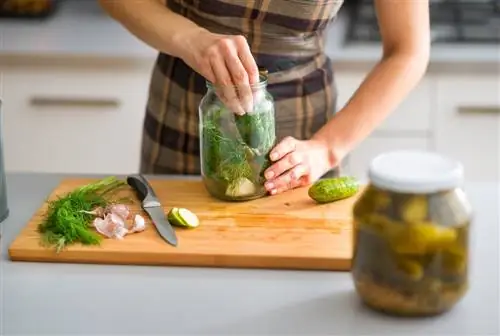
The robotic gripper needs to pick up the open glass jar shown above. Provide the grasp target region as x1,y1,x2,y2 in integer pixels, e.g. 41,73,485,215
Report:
199,73,276,201
352,150,472,316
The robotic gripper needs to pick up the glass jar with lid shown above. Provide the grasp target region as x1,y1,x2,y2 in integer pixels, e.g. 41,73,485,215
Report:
352,150,472,316
198,71,276,201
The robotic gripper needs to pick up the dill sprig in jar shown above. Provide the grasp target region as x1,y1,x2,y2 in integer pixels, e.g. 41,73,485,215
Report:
352,150,472,317
199,70,276,201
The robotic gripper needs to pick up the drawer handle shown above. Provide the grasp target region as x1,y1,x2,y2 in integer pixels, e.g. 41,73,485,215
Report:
458,106,500,115
30,96,120,108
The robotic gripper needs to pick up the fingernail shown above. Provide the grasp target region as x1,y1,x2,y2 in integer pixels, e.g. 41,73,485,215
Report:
270,189,277,195
265,182,274,190
235,107,246,115
270,152,278,161
265,171,274,179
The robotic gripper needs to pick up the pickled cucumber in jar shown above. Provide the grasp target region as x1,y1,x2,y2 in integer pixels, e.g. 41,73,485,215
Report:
352,150,472,317
199,74,276,201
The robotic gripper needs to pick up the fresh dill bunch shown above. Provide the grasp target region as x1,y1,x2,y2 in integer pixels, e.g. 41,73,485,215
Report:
37,176,128,253
201,104,277,199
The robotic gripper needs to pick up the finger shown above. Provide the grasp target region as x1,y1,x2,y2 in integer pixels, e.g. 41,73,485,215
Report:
269,136,297,162
266,163,308,192
233,35,260,84
268,177,302,196
265,150,302,181
224,44,254,113
201,62,217,87
209,45,245,115
210,59,245,115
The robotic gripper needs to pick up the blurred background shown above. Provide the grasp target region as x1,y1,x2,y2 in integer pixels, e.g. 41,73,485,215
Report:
0,0,498,183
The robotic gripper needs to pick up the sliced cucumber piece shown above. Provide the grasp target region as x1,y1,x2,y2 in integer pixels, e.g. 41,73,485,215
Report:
167,207,200,228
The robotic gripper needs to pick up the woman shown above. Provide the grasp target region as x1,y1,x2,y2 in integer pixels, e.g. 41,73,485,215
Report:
98,0,430,196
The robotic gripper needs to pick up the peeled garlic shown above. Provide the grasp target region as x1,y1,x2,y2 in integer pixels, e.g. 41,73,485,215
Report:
130,214,146,233
225,178,256,197
114,226,129,240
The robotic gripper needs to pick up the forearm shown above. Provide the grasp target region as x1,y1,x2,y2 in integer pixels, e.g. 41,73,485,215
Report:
98,0,204,58
312,51,429,166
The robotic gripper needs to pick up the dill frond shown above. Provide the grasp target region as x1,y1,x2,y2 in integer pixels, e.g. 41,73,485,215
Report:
37,176,128,253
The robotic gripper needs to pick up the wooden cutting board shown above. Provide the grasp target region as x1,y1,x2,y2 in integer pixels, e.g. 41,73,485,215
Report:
8,178,362,271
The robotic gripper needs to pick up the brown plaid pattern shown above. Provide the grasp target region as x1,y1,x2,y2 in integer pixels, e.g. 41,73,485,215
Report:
140,0,344,175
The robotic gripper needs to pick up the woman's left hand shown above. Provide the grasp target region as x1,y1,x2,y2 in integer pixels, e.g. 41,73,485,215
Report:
263,136,338,195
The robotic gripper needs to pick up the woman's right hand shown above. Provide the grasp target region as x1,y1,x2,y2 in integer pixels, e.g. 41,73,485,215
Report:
179,28,260,115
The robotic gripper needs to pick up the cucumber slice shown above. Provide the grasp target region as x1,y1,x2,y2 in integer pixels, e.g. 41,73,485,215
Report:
167,207,200,228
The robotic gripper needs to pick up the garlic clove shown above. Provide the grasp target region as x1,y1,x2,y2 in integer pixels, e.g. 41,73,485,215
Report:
113,226,129,240
130,214,146,233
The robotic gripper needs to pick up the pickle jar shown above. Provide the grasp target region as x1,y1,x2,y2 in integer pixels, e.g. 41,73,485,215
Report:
352,150,472,317
198,72,276,201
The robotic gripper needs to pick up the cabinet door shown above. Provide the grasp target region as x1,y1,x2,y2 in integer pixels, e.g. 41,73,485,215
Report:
2,62,153,174
344,135,430,182
335,72,434,133
435,75,500,182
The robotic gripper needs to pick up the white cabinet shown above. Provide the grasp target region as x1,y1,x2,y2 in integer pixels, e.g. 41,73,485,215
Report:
1,58,497,183
1,60,155,174
335,71,433,180
336,71,499,183
335,71,434,133
435,75,500,182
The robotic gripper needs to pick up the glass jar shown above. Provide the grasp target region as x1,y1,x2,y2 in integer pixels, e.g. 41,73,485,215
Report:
199,73,276,202
352,150,472,317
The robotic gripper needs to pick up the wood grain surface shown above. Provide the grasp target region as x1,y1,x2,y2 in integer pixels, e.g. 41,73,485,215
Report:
8,178,362,271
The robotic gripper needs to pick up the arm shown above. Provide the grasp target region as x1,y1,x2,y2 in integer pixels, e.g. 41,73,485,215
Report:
311,0,431,167
98,0,259,114
97,0,203,61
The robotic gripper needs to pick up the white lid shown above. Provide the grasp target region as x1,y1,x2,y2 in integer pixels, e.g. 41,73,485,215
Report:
368,150,464,194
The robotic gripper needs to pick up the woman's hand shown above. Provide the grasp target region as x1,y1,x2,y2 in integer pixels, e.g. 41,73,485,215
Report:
263,136,340,195
180,29,260,115
98,1,259,115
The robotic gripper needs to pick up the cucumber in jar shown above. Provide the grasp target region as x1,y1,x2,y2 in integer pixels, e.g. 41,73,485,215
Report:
200,90,276,201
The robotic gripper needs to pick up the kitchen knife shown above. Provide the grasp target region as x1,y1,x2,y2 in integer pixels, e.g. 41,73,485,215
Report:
126,174,178,247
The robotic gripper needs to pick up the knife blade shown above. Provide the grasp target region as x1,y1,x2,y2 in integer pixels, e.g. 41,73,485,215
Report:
126,174,178,247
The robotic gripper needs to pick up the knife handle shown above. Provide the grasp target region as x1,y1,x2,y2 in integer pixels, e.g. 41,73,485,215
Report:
126,174,161,207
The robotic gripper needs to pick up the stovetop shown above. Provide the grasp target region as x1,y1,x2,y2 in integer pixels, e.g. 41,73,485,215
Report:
345,0,500,44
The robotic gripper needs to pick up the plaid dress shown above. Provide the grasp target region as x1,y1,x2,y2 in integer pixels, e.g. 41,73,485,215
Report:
140,0,345,175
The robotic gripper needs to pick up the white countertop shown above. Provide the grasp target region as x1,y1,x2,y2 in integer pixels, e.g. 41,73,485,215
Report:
0,173,499,335
0,0,499,67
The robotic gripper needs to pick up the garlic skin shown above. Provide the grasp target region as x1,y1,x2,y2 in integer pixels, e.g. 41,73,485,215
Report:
93,217,117,239
107,204,130,220
108,212,126,228
93,213,128,240
93,211,146,240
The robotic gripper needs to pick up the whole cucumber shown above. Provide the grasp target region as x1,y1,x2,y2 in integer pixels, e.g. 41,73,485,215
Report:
308,176,360,203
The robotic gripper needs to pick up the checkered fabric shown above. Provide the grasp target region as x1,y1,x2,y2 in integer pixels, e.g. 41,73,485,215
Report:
140,0,344,175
